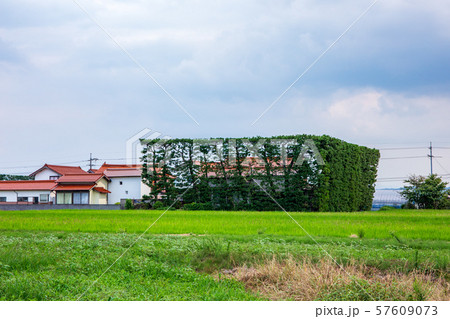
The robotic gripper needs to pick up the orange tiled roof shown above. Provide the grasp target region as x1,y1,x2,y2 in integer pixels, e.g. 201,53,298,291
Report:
95,163,142,173
93,187,111,194
0,180,57,191
56,174,108,183
103,168,142,178
30,164,87,177
53,184,95,191
53,185,110,193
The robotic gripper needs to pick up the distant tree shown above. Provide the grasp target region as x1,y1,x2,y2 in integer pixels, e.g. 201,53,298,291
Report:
401,174,449,209
0,174,33,181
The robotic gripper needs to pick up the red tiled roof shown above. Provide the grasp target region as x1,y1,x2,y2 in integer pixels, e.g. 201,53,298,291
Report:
93,187,111,194
30,164,87,177
0,180,57,191
53,184,95,191
96,163,142,173
103,168,142,177
56,174,108,183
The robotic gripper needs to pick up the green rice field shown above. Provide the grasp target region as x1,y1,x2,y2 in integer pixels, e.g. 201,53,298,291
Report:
0,209,448,301
0,209,448,240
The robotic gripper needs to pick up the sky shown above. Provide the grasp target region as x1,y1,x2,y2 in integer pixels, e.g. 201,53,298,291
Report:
1,0,450,188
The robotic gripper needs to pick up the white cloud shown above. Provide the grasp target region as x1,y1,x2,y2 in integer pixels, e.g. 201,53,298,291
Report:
299,89,450,142
0,0,449,182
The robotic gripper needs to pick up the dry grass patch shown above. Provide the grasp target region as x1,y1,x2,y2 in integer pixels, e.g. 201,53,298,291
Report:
225,257,449,301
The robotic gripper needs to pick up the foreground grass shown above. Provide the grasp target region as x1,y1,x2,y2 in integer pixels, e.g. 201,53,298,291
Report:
0,231,448,300
0,232,259,300
0,209,448,300
0,209,448,240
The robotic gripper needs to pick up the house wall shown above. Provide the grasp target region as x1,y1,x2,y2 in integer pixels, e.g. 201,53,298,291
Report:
141,182,151,199
0,204,119,211
107,176,145,204
98,193,107,204
88,177,109,204
96,177,109,189
90,189,99,204
0,190,54,203
34,168,60,181
88,190,107,204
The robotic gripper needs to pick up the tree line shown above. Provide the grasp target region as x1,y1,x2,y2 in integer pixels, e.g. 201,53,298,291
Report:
140,135,380,212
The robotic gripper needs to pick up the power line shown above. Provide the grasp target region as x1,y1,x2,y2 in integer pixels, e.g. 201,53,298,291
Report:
380,156,428,160
0,156,132,171
434,158,450,175
378,147,427,151
0,160,91,170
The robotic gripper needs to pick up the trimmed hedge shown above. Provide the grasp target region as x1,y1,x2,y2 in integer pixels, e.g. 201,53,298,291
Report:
141,135,379,212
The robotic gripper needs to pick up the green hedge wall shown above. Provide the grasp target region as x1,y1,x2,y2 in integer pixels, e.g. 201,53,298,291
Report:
141,135,379,212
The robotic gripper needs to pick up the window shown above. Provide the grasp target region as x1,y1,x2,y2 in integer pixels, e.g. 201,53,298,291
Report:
17,197,28,202
73,192,89,204
40,194,49,203
49,176,59,180
0,197,6,202
57,193,72,204
73,193,81,204
81,192,89,204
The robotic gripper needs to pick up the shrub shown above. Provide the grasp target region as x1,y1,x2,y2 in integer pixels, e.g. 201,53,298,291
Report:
401,202,416,209
152,201,165,210
124,199,134,210
183,202,213,211
379,206,395,211
133,202,151,210
401,174,449,209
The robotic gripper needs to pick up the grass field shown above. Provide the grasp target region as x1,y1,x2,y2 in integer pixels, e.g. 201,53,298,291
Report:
0,209,448,240
0,209,448,300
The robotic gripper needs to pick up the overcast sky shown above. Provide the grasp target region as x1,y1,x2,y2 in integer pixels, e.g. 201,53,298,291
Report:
1,0,450,188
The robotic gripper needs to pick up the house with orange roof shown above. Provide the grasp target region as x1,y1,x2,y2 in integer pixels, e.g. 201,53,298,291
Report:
53,173,110,205
0,162,151,206
0,164,110,205
0,180,57,204
91,162,150,204
30,164,88,180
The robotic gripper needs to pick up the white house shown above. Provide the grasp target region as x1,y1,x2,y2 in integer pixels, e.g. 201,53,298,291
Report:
0,164,88,204
0,164,110,205
0,181,56,204
31,164,88,181
53,173,110,205
0,163,150,206
92,163,150,204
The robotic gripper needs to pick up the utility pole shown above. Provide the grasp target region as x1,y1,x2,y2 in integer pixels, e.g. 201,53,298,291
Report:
89,153,99,171
428,142,433,175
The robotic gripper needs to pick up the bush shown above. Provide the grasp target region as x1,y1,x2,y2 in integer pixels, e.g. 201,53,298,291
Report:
152,201,165,210
133,202,151,210
124,199,134,210
183,202,213,211
401,174,449,209
402,202,417,209
379,206,395,211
